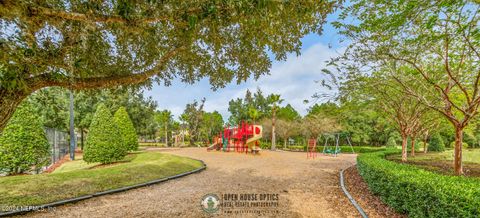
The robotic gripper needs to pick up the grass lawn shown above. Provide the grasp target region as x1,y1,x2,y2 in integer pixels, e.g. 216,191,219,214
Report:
387,148,480,177
0,151,203,210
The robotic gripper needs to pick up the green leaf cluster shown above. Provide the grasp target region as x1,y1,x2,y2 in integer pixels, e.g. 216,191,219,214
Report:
113,107,138,151
357,151,480,217
84,104,127,164
0,101,50,174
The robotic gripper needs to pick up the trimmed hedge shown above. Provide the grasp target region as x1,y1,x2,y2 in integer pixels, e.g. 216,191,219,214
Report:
113,107,139,151
84,104,127,164
284,145,385,153
357,151,480,217
0,102,50,174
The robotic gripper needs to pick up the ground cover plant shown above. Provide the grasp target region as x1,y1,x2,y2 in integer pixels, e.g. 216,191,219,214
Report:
358,151,480,217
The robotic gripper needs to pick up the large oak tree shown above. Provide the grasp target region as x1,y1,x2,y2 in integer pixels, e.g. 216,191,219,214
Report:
0,0,337,130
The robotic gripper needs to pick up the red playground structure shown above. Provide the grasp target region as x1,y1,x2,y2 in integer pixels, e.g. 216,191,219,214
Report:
307,139,317,159
207,121,263,154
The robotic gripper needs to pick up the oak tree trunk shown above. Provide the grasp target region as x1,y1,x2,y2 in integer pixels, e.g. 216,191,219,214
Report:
0,90,28,132
454,127,464,175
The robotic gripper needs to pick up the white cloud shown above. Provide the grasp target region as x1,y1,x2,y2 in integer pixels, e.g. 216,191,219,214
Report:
145,42,343,121
229,42,343,116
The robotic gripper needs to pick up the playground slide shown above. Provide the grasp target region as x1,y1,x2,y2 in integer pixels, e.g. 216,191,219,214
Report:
246,135,262,151
207,142,221,151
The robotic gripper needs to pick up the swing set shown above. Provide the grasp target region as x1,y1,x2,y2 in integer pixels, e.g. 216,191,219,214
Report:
321,133,355,157
306,133,355,159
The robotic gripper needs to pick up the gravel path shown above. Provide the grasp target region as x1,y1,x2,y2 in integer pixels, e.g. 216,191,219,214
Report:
26,148,358,218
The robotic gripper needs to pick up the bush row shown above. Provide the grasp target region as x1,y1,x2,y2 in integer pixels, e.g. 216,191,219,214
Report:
283,145,385,153
84,104,138,164
357,151,480,217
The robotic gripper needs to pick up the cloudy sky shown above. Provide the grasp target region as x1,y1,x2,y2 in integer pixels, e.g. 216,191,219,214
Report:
144,15,345,121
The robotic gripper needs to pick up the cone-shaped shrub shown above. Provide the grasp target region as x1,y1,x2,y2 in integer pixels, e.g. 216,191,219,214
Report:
428,133,445,152
113,107,138,151
0,101,50,175
84,104,127,164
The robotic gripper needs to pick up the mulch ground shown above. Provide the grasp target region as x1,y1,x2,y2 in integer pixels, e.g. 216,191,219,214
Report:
343,166,406,218
44,154,70,173
27,148,360,218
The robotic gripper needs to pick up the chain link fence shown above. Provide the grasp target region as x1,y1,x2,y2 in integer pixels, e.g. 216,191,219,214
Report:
44,128,71,166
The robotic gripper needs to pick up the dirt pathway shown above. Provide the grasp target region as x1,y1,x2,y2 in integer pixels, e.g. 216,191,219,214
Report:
27,148,358,217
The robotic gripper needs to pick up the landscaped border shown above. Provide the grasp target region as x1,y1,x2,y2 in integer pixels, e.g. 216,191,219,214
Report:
357,151,480,217
339,165,368,218
0,159,206,217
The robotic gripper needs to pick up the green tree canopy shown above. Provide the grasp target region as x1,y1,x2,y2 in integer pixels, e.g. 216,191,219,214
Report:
228,88,272,124
277,104,301,121
180,98,205,146
113,107,138,151
0,0,337,131
333,0,479,174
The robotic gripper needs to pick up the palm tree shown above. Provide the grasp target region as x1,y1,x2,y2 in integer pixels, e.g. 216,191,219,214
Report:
248,107,260,124
155,110,173,146
267,94,284,150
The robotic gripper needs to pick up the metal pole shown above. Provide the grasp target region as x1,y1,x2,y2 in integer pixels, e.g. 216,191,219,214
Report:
53,130,57,163
69,91,75,160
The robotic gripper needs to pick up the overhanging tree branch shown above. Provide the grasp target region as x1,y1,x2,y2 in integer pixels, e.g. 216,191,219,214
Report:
28,47,183,91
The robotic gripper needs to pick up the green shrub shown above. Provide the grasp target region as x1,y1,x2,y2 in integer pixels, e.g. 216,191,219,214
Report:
84,104,127,164
428,133,445,152
286,145,306,151
463,132,477,149
450,141,469,149
406,140,421,152
386,136,397,148
357,151,480,217
113,107,138,151
0,102,50,175
260,141,271,149
317,146,384,153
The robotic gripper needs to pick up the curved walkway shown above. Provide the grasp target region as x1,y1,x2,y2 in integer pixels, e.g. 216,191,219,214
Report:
27,148,358,217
